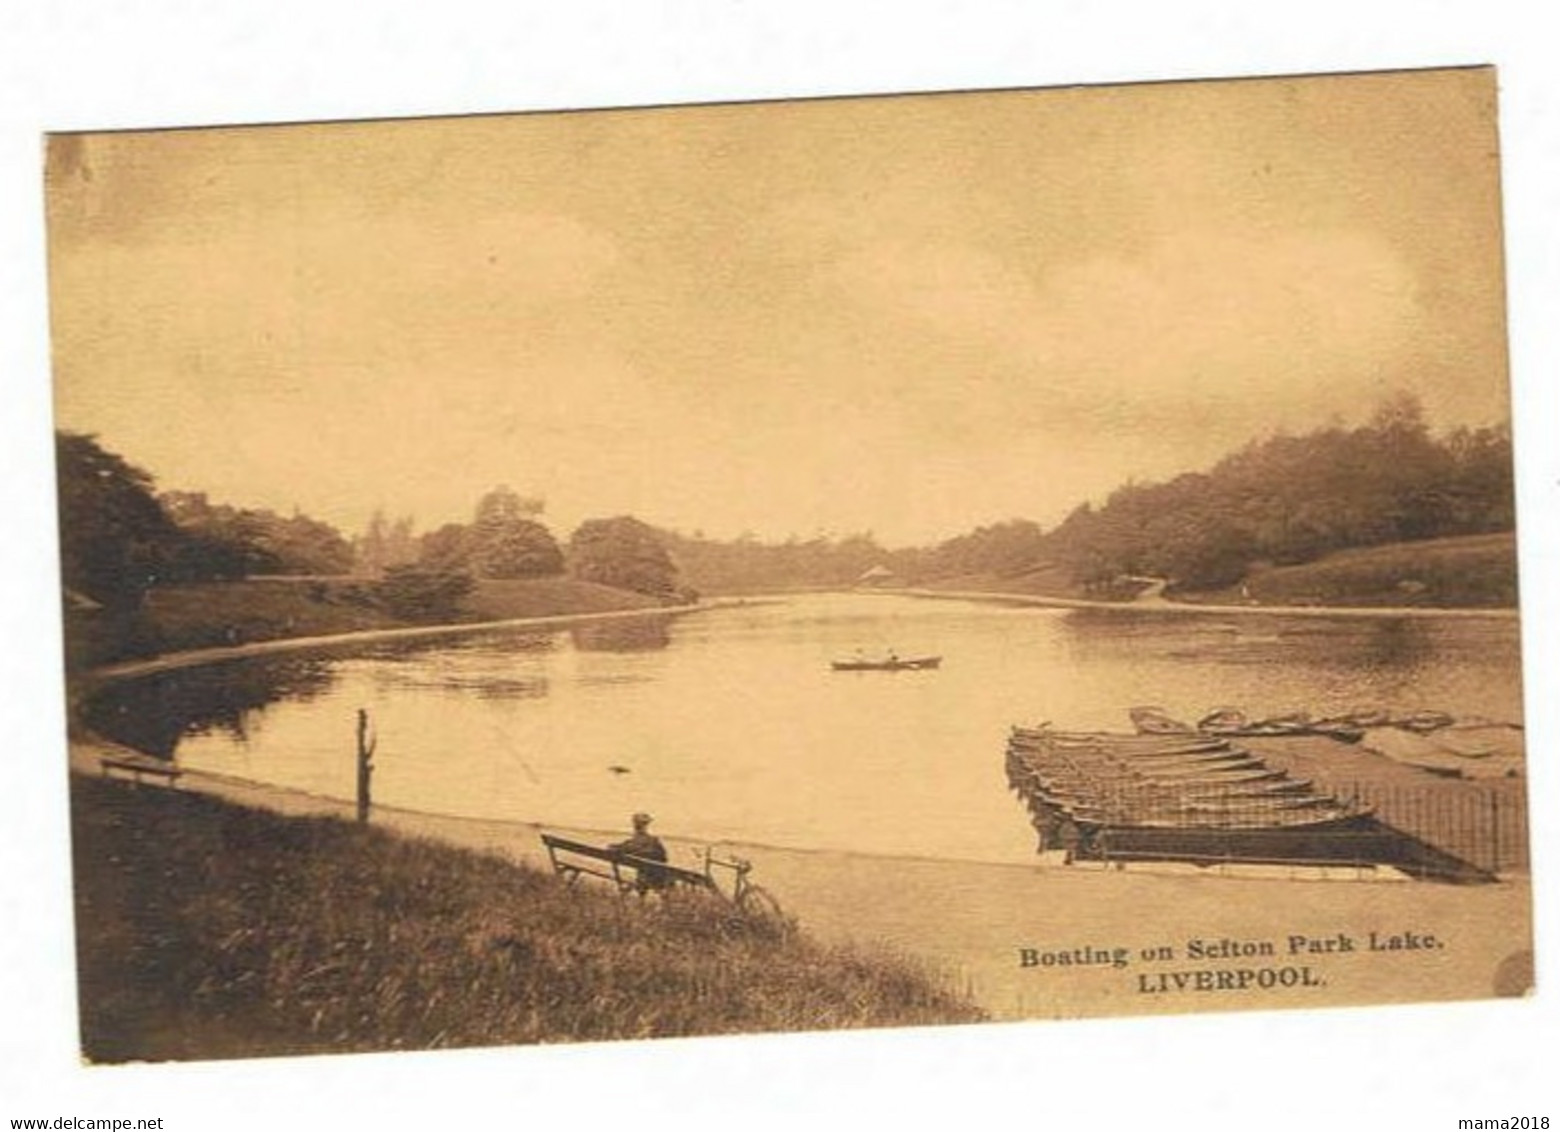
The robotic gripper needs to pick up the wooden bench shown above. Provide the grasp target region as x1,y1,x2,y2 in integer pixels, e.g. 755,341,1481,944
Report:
99,753,183,788
540,833,715,895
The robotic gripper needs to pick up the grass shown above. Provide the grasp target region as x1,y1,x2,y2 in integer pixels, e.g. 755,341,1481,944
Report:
1186,533,1519,609
70,776,983,1062
63,579,400,669
460,577,665,621
915,563,1099,602
62,576,670,670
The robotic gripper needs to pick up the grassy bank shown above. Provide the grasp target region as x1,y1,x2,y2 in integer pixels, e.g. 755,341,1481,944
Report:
917,563,1109,603
71,776,982,1062
63,576,668,670
1181,532,1519,609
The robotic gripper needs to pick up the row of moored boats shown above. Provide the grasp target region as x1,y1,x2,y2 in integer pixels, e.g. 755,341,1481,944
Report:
1005,724,1371,837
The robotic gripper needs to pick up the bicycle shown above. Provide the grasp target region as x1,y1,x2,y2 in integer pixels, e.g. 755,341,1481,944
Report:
701,845,788,931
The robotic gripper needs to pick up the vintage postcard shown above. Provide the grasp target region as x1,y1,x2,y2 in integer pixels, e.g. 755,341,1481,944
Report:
44,66,1531,1066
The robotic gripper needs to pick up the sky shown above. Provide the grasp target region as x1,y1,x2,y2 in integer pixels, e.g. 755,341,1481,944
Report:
44,67,1511,547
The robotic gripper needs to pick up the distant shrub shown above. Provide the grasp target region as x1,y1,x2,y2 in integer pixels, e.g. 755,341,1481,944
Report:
569,516,683,599
375,567,474,622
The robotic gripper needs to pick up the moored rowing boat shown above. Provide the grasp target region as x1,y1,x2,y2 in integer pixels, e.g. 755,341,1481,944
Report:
1006,724,1371,839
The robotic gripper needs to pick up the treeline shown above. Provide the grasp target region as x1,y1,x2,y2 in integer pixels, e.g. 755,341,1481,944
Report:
652,397,1514,597
332,488,687,606
1040,396,1515,592
657,531,887,593
656,521,1051,593
161,491,355,577
58,394,1517,614
57,433,358,610
379,492,689,619
894,520,1049,582
56,433,690,617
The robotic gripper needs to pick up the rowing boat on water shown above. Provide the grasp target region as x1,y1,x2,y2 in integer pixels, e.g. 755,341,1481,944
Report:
830,655,942,672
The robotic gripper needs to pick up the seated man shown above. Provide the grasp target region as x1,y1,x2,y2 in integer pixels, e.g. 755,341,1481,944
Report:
610,812,671,892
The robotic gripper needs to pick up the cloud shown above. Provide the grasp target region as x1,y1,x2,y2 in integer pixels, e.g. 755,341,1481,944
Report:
46,75,1506,546
1036,229,1420,382
816,226,1422,440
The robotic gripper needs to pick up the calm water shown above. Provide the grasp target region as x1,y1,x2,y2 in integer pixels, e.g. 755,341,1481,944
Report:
87,593,1526,865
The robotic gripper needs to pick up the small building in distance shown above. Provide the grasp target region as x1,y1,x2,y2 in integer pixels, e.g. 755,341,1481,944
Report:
855,564,899,588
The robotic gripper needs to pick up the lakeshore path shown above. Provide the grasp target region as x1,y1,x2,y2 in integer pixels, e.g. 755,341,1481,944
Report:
71,732,1533,1023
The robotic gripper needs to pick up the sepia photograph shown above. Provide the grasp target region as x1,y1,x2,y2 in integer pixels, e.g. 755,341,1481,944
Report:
6,5,1560,1128
42,65,1532,1060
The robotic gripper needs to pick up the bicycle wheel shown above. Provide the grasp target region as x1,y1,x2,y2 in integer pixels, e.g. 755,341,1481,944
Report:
736,885,789,933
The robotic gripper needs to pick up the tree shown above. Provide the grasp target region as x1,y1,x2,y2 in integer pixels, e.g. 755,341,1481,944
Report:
161,491,353,576
55,432,183,609
354,510,418,577
375,565,475,622
922,519,1047,578
472,484,544,527
267,512,355,575
654,527,891,592
473,519,564,578
569,516,683,598
1034,393,1515,592
355,511,390,576
159,492,267,578
384,516,418,571
419,522,474,571
1444,423,1515,531
468,487,563,578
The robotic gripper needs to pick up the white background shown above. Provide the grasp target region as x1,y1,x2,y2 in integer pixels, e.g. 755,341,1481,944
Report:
2,3,1556,1129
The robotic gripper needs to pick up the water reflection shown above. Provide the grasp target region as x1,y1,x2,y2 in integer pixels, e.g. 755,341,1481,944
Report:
328,630,556,663
356,635,554,702
570,617,673,653
1353,618,1435,670
85,655,337,758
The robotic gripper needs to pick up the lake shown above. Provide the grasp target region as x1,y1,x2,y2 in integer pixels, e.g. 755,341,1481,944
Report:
85,592,1526,865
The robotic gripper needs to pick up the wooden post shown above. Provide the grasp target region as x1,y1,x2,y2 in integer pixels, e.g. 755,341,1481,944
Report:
1488,791,1500,875
356,708,376,823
